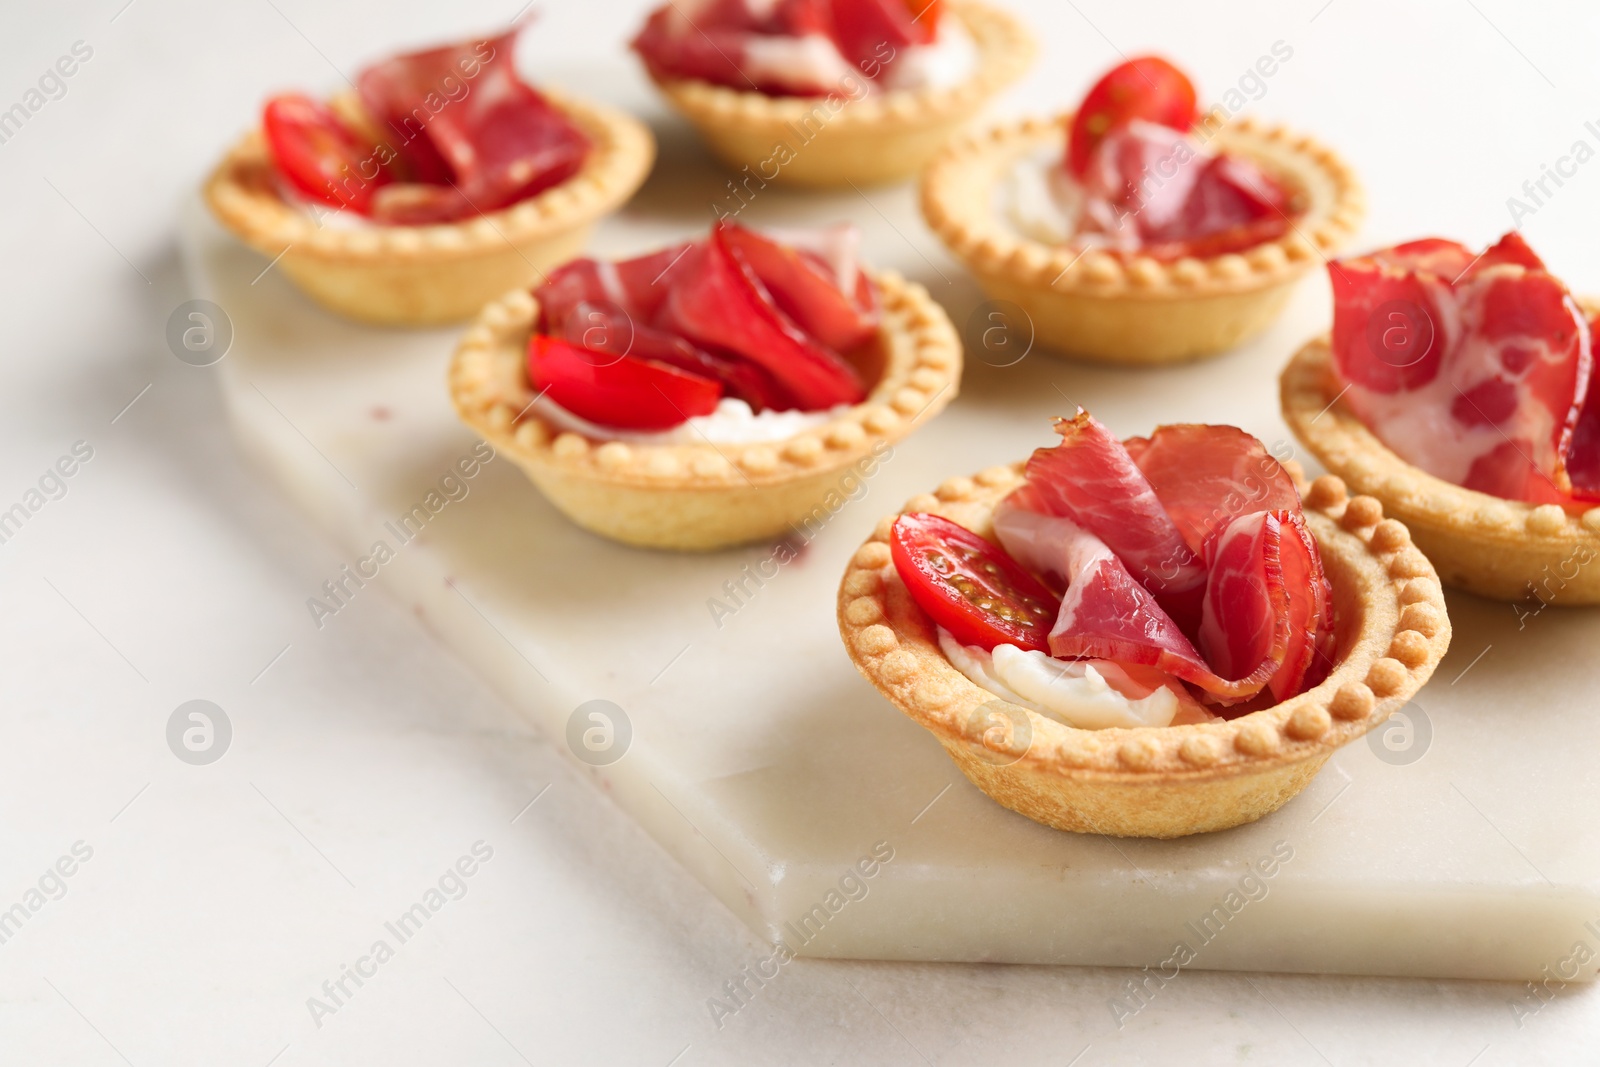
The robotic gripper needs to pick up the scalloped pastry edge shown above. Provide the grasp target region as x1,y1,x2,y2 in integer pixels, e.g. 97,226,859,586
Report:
918,112,1365,363
1283,329,1600,603
203,90,656,324
836,463,1451,837
449,270,963,549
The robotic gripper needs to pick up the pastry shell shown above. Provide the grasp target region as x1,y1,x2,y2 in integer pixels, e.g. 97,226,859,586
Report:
449,271,962,550
1283,327,1600,604
203,90,655,326
919,113,1365,364
645,0,1034,188
837,465,1450,838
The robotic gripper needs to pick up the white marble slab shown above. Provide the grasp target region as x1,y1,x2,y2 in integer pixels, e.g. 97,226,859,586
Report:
182,123,1600,979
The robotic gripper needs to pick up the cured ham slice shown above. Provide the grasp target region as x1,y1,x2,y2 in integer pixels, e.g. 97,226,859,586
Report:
1329,232,1592,505
1272,510,1335,699
658,226,865,409
631,0,937,95
721,223,878,351
531,224,872,414
1017,410,1206,633
993,503,1274,704
1567,314,1600,500
1075,121,1292,260
1123,423,1301,557
357,28,590,221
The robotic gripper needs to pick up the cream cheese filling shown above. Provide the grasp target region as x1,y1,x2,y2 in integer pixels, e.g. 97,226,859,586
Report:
531,394,846,445
938,628,1184,730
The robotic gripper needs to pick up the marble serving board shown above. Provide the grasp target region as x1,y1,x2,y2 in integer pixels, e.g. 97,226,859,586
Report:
180,105,1600,981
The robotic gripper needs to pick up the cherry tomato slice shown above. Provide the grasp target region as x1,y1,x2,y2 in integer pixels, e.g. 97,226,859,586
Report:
903,0,943,40
890,514,1061,653
527,335,722,432
262,93,389,214
1067,56,1198,178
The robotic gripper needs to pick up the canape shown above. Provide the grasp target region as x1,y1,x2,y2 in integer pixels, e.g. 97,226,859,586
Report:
1284,231,1600,605
921,55,1364,364
205,25,655,326
450,222,961,550
631,0,1034,187
838,411,1449,838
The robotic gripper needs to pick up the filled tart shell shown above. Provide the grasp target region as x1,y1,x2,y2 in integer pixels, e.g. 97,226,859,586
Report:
1283,324,1600,604
449,270,962,550
203,90,655,327
837,465,1449,838
646,0,1034,188
920,113,1364,364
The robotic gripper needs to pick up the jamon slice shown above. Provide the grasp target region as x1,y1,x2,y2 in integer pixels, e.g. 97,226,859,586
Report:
1329,232,1591,504
993,503,1272,704
1123,423,1302,557
721,223,878,351
1017,410,1207,633
1271,511,1335,700
534,243,698,332
1076,122,1293,260
358,28,590,220
1568,314,1600,501
657,225,865,410
632,2,851,96
1193,508,1342,708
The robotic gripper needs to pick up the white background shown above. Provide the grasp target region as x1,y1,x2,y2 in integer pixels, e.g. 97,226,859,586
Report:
2,0,1598,1063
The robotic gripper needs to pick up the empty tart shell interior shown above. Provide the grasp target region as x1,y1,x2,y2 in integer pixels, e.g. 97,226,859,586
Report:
449,270,962,550
837,464,1450,838
919,112,1364,364
1282,322,1600,604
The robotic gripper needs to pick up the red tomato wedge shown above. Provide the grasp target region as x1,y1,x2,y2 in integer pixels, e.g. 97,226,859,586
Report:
904,0,944,35
891,514,1061,653
527,335,721,432
262,93,389,213
1067,56,1197,178
554,302,795,413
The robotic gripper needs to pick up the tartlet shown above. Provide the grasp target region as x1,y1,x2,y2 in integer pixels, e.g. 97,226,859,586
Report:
1283,321,1600,604
449,271,961,550
920,112,1365,364
204,90,655,326
646,0,1034,188
837,465,1450,838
